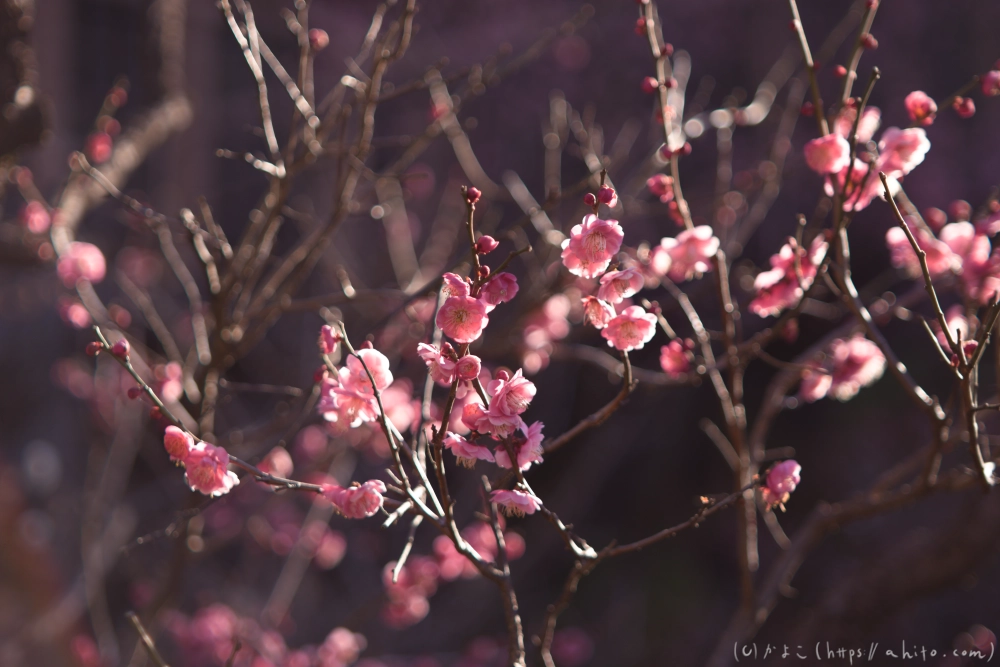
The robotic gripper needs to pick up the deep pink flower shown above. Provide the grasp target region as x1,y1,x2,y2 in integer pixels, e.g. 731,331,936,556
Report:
940,222,999,303
801,334,886,402
597,267,644,304
417,343,457,385
455,355,481,381
659,340,691,377
183,442,239,497
322,479,387,518
981,70,1000,97
318,324,340,355
761,460,801,510
953,97,976,119
491,489,542,516
443,432,495,467
582,296,616,329
878,127,930,179
560,214,625,278
479,272,519,311
475,235,499,254
750,235,828,318
461,400,492,433
437,294,489,343
495,421,545,471
646,174,674,203
487,369,536,417
650,226,720,282
885,224,957,279
20,201,51,234
904,90,937,126
163,425,194,463
57,242,107,287
804,133,851,174
601,305,657,351
442,272,470,297
596,185,618,208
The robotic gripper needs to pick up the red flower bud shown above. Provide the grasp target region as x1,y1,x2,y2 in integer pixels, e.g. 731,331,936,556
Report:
583,192,597,207
641,77,659,94
860,33,878,50
801,101,815,116
661,43,674,57
833,65,848,78
110,338,130,359
309,28,329,52
635,18,650,36
86,341,103,356
475,235,499,254
597,185,618,207
314,365,328,383
953,97,976,119
478,265,491,279
127,386,142,400
465,186,482,204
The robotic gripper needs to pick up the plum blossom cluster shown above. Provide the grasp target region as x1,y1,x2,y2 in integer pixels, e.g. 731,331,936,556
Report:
166,603,366,667
800,334,887,403
318,346,394,432
750,233,830,318
163,425,240,497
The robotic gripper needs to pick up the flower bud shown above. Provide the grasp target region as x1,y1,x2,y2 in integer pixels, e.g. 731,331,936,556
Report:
465,186,482,204
127,386,142,400
981,70,1000,97
597,185,618,207
110,338,130,359
953,97,976,119
475,235,499,254
86,341,103,356
583,192,597,207
634,18,650,36
661,43,673,57
641,76,659,94
800,101,814,116
860,33,878,50
313,365,328,383
478,265,491,279
833,65,847,78
309,28,329,51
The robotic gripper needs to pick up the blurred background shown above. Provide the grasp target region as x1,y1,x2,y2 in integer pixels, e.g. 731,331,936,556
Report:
2,0,1000,665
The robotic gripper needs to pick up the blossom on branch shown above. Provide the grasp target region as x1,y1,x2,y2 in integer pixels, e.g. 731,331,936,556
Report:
749,234,828,318
184,442,240,497
800,334,886,402
582,296,616,329
659,339,692,377
761,460,801,511
321,479,387,519
904,90,937,126
163,425,195,463
437,294,489,344
494,420,545,471
443,432,496,467
602,305,657,351
803,133,851,175
560,214,625,278
650,226,720,282
597,267,644,304
491,488,542,517
417,342,457,386
479,272,519,311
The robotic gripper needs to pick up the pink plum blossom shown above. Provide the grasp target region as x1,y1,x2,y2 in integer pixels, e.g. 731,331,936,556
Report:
596,184,618,207
479,272,519,311
825,158,885,212
582,296,616,329
437,294,489,343
443,432,495,467
318,324,340,355
461,400,492,434
981,70,1000,96
57,242,107,287
417,343,457,385
935,305,971,349
650,226,720,282
487,369,536,417
885,224,957,279
455,355,481,380
878,127,931,179
318,348,393,429
804,133,851,174
442,272,470,297
659,340,692,377
560,214,625,278
904,90,937,126
800,334,886,402
940,222,1000,303
491,489,542,517
20,201,51,234
601,305,657,351
494,420,545,471
322,479,387,518
163,425,194,463
761,460,801,510
749,234,828,318
646,174,674,203
597,267,644,304
475,235,499,254
834,106,881,143
184,442,240,497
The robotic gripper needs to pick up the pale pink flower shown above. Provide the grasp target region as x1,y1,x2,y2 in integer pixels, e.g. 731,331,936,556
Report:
650,226,720,282
904,90,937,126
803,133,851,174
343,348,393,394
581,296,616,329
597,267,644,304
437,295,489,343
442,272,470,297
981,70,1000,97
318,324,340,355
761,460,801,510
940,222,1000,303
560,214,625,278
322,479,387,518
878,127,930,179
601,305,657,351
183,442,240,497
417,343,457,385
487,369,536,417
461,400,493,433
163,425,194,463
885,224,957,279
799,363,833,403
479,272,519,311
749,234,828,318
495,421,545,471
318,628,367,667
443,432,495,468
57,242,107,287
834,106,881,144
455,355,481,380
20,201,51,234
646,174,674,203
491,489,542,516
801,335,886,402
659,340,691,377
258,446,294,479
